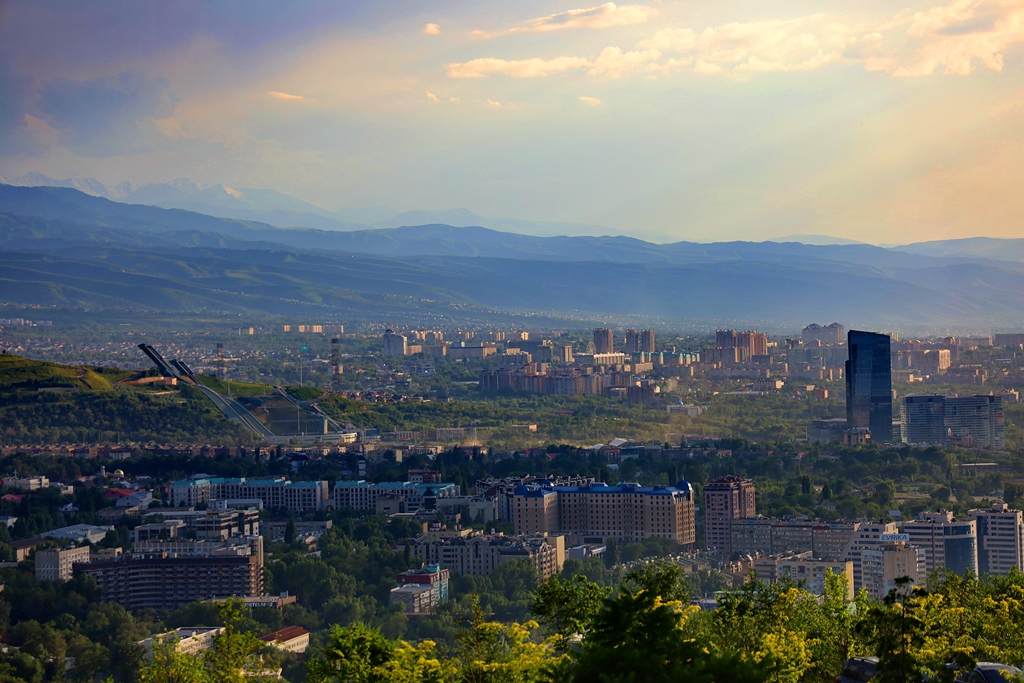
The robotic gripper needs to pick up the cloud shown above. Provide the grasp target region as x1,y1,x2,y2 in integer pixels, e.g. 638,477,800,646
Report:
0,54,47,156
893,0,1024,76
426,91,439,102
37,70,177,157
268,91,304,100
448,56,592,78
449,0,1024,82
579,96,602,106
512,3,656,32
589,47,661,78
486,98,501,106
423,23,441,35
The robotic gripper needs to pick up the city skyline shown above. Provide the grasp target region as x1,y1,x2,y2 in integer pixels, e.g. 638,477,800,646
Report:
1,1,1023,244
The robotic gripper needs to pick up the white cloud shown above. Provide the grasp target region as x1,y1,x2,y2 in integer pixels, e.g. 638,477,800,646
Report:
423,23,441,35
450,96,461,102
426,91,439,102
512,3,656,33
486,98,501,106
448,56,592,78
579,96,602,105
268,91,304,100
589,47,661,78
448,0,1024,81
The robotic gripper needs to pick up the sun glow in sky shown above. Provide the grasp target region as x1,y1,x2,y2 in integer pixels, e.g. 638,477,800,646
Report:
1,0,1024,243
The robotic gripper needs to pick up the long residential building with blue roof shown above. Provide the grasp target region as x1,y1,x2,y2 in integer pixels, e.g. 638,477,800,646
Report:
513,481,696,547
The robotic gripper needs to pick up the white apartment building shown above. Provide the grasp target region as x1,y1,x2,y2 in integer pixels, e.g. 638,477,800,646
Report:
170,478,328,512
841,522,898,590
970,504,1024,576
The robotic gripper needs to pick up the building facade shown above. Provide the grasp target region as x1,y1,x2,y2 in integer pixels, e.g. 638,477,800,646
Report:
35,545,91,581
332,481,459,512
970,504,1024,576
593,328,614,354
905,511,978,575
513,481,696,547
730,519,858,560
408,534,563,579
703,476,756,556
383,330,408,356
846,330,893,440
861,541,926,599
170,478,328,512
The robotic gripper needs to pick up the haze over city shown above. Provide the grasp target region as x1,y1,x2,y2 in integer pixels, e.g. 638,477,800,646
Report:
2,0,1024,243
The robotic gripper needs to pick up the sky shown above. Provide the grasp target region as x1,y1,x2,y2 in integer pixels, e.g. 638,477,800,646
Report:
0,0,1023,244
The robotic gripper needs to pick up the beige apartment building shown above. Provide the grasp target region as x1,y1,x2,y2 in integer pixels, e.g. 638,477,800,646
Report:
861,541,926,599
35,545,91,581
409,533,563,579
514,482,696,547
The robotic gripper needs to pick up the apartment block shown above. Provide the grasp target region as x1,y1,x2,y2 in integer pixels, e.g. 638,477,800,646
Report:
332,481,459,512
704,476,756,556
513,481,696,547
390,564,450,614
905,511,978,575
76,553,263,610
408,534,563,579
771,552,855,600
139,627,225,660
731,519,858,560
169,478,328,512
840,522,898,590
861,541,926,599
35,545,91,581
475,475,595,523
969,504,1024,576
593,328,614,354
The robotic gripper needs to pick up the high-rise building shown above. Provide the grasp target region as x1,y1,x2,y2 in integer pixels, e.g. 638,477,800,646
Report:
716,330,738,348
593,328,614,354
557,344,574,364
641,329,655,353
945,396,1005,448
969,503,1024,576
904,395,947,444
514,482,696,547
624,329,641,354
861,541,926,599
846,330,892,440
716,330,767,361
802,323,845,345
841,522,899,590
905,510,978,575
383,329,408,356
703,476,756,556
903,395,1005,447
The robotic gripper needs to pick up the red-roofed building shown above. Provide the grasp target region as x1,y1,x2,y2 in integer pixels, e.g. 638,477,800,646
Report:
2,494,25,504
105,488,136,500
258,626,310,654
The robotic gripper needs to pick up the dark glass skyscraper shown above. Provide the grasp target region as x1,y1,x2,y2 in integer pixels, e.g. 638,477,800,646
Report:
846,330,892,440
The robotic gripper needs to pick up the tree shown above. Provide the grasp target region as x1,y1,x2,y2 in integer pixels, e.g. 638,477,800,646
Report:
306,623,394,683
603,538,618,569
561,588,767,683
622,559,692,604
531,575,611,641
284,520,296,545
856,578,928,683
205,599,266,683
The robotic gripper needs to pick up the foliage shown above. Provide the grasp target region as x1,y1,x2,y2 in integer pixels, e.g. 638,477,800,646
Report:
530,574,611,640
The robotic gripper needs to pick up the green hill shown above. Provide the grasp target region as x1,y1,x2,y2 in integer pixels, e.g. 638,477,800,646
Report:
0,355,257,445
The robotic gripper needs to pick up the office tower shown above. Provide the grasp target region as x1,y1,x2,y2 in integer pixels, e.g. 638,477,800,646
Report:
802,322,845,345
904,395,947,444
641,329,655,353
703,476,756,556
514,481,696,547
905,511,978,575
383,329,408,356
593,328,614,354
969,504,1024,575
945,396,1005,448
846,330,893,439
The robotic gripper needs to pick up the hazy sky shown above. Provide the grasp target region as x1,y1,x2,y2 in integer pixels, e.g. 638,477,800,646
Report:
1,0,1023,243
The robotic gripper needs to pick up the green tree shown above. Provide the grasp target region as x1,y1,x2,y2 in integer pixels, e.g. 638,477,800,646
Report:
306,623,394,683
622,559,692,604
856,579,928,683
284,520,296,545
531,575,611,640
603,538,618,569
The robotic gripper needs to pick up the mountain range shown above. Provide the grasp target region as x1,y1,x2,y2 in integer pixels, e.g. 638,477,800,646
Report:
1,181,1024,328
